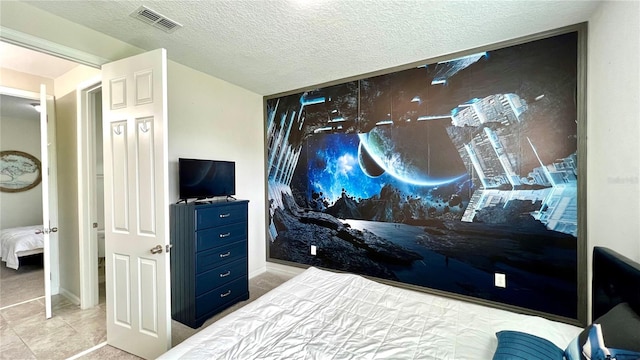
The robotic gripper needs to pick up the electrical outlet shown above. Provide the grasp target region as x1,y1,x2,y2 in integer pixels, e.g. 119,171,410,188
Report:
310,245,317,256
494,273,506,288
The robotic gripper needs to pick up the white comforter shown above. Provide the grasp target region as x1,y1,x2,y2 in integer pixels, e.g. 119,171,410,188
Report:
160,267,582,359
0,225,44,269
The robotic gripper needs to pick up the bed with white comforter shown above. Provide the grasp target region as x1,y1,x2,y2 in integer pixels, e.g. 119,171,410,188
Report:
160,266,581,359
0,225,44,269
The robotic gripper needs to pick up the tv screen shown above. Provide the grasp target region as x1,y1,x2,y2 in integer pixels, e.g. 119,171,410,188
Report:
179,158,235,200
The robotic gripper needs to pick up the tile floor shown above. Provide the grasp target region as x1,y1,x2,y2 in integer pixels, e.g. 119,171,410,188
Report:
0,261,292,360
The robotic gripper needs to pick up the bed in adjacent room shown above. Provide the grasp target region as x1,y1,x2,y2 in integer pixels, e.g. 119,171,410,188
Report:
0,225,44,270
159,247,640,359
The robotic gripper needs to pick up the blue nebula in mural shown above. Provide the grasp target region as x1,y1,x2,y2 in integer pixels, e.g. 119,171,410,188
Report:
305,133,466,205
306,134,386,203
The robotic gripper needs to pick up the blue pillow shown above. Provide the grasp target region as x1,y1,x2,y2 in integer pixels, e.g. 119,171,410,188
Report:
582,324,640,360
493,330,565,360
564,336,582,360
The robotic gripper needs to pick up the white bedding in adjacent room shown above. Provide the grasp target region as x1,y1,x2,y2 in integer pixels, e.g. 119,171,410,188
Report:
160,267,582,359
0,225,44,269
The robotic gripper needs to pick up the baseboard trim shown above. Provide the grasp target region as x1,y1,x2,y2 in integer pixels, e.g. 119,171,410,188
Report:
265,262,305,278
248,265,267,279
59,287,81,305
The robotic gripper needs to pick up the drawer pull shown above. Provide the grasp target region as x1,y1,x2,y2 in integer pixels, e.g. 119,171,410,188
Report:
219,270,231,278
219,213,231,218
219,251,231,258
219,232,231,238
220,290,232,298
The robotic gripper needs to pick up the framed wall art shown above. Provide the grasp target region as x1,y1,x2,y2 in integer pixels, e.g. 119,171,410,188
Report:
0,150,42,193
264,23,587,324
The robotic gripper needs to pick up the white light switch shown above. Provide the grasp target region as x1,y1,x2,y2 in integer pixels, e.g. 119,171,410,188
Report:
495,273,506,288
310,245,317,256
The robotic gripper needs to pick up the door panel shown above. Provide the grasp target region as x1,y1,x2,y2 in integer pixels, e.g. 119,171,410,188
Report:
39,84,52,319
135,118,156,235
102,49,170,359
109,120,129,232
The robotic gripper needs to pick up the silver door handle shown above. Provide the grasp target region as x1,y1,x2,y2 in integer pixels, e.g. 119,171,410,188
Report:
150,245,163,254
35,227,58,234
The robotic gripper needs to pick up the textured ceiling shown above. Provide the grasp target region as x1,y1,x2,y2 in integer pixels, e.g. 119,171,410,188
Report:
24,0,601,96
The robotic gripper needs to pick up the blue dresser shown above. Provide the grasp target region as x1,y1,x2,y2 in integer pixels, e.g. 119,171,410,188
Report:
170,200,249,328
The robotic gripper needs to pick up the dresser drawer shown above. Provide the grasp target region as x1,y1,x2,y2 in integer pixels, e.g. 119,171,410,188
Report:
195,223,247,252
196,240,247,273
195,203,247,230
195,276,248,318
195,258,247,296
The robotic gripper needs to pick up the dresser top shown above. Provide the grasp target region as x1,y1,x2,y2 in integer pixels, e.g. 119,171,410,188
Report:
173,199,249,208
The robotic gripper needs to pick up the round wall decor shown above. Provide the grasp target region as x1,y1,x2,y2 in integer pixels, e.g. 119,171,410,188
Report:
0,150,42,193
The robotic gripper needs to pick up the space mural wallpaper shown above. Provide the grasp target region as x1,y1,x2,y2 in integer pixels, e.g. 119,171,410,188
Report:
266,31,581,319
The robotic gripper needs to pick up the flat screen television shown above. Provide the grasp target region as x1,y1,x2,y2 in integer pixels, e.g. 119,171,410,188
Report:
179,158,235,200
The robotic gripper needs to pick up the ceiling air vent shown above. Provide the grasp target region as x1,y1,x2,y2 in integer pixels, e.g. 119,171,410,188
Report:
130,5,182,33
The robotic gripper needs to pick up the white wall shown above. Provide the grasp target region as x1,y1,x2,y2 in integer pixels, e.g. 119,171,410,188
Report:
54,66,101,99
0,68,54,95
587,0,640,263
54,91,81,298
167,61,266,276
0,106,42,229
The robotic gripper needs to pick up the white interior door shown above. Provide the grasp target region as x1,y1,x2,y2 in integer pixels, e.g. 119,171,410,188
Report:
102,49,171,359
39,84,55,319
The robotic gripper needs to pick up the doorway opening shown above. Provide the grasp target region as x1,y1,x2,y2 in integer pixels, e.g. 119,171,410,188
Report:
78,82,105,309
0,92,49,309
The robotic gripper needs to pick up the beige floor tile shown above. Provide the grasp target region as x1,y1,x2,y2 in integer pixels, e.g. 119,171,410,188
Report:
12,316,73,343
51,294,75,311
22,322,93,360
0,300,45,324
0,327,36,360
0,313,8,331
67,316,107,345
77,345,142,360
56,303,105,325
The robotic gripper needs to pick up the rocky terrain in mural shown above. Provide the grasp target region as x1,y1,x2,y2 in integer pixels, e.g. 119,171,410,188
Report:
270,191,422,280
323,183,466,224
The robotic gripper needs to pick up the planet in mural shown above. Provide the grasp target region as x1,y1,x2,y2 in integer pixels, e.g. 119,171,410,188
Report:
357,124,467,186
